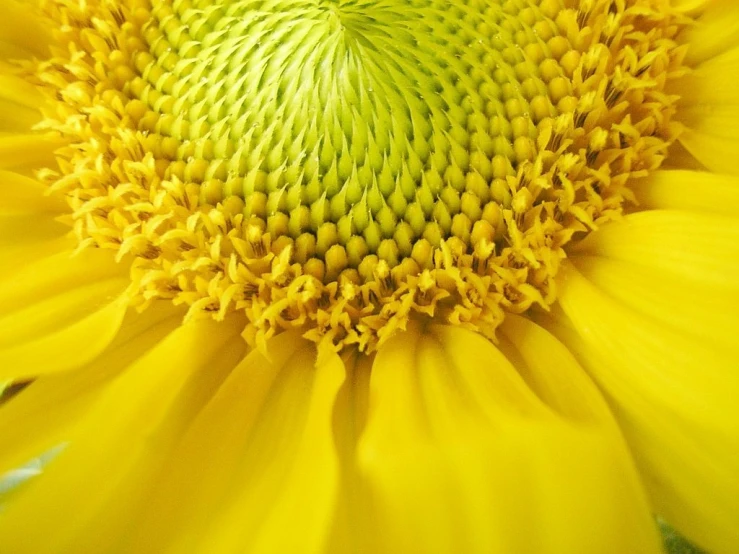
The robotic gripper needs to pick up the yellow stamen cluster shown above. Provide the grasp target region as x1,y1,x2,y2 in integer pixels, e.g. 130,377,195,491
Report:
24,0,689,354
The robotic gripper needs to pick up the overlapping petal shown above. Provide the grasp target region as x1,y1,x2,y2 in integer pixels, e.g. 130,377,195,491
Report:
550,170,739,554
331,323,663,554
0,248,130,379
674,13,739,173
0,315,248,553
0,302,184,480
96,332,346,554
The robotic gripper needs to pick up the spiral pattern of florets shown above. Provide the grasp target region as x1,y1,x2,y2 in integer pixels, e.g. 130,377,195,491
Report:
29,0,688,353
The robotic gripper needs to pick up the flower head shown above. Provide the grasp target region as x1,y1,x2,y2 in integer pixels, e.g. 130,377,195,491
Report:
0,0,737,552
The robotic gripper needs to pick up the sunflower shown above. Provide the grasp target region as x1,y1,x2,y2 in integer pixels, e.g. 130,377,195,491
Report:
0,0,736,552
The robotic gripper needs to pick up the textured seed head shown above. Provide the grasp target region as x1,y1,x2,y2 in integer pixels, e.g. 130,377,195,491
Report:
136,0,562,264
31,0,688,353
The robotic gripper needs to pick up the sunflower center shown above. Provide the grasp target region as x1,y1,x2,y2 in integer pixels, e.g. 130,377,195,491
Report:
140,0,559,270
30,0,686,353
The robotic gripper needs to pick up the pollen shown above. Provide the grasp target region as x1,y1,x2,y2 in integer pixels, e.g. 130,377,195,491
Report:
26,0,689,354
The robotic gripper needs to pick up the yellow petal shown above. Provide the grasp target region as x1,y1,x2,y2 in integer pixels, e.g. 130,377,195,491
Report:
670,0,709,14
208,345,344,554
571,255,738,351
0,170,66,215
0,316,247,554
117,332,344,554
0,0,51,58
0,278,126,347
0,249,131,379
0,75,45,110
677,46,739,107
498,314,618,422
355,323,663,554
629,170,739,217
0,134,64,170
661,140,706,172
0,247,125,312
0,213,68,252
571,209,739,289
0,302,184,478
553,260,739,554
0,101,41,132
675,128,739,175
0,44,33,66
0,232,74,275
681,2,739,66
0,291,129,380
0,172,69,266
678,106,739,136
673,45,739,173
0,215,71,276
325,350,374,554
